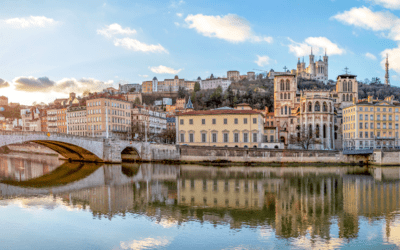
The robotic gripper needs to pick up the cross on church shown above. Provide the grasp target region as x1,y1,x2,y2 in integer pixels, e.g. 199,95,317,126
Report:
344,67,349,74
283,66,288,72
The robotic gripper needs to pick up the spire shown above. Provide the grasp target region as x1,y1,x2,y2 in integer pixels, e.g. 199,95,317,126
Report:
186,96,193,110
325,48,327,56
311,47,313,55
385,53,390,86
302,57,304,63
298,57,300,64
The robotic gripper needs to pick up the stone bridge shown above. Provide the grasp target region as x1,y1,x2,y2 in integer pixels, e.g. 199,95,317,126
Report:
0,131,179,163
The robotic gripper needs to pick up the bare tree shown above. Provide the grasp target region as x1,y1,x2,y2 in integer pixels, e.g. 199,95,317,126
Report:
289,127,321,150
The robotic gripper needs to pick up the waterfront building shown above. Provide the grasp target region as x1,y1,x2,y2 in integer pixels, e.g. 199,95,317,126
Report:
47,108,58,133
86,97,132,139
176,102,264,148
67,106,87,136
342,95,400,150
57,107,67,133
40,109,48,132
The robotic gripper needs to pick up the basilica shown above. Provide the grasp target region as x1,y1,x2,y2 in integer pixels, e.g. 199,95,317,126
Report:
268,71,358,150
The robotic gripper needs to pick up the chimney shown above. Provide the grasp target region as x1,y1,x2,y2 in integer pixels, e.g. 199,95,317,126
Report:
368,95,373,103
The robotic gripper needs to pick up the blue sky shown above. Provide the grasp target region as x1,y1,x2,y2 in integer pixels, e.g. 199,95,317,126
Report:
1,0,400,104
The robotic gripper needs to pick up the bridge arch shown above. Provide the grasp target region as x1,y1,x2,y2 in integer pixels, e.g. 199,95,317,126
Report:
121,147,141,162
0,132,104,162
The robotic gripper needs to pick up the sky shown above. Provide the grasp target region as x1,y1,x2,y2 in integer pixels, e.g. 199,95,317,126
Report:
1,0,400,105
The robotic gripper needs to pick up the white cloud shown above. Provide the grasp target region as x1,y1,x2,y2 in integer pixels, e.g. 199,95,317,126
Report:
12,76,114,94
381,46,400,73
3,16,58,28
149,65,182,74
365,52,377,60
113,38,168,53
119,237,170,250
367,0,400,9
139,74,149,78
288,37,345,57
332,6,400,41
176,13,183,17
332,6,397,31
170,0,185,8
97,23,137,38
255,55,272,67
174,22,180,27
184,14,272,43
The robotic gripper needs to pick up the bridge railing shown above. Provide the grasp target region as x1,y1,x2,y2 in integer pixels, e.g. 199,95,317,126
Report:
0,131,104,141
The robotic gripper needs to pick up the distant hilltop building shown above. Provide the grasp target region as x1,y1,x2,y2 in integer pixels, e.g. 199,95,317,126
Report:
227,71,256,81
0,96,8,106
295,49,328,83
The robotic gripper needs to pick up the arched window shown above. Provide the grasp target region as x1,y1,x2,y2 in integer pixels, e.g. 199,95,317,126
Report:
288,93,290,99
309,124,313,138
281,93,283,99
316,124,320,138
302,103,305,113
284,93,287,99
346,94,349,102
308,102,312,112
281,107,283,115
286,80,290,90
285,106,287,115
323,124,326,138
343,81,347,92
280,80,284,91
329,103,332,113
342,94,345,102
289,107,291,114
323,102,327,112
350,94,353,102
315,101,320,112
348,81,352,92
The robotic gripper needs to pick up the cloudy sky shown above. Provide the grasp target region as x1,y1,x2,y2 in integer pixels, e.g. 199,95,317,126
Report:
0,0,400,104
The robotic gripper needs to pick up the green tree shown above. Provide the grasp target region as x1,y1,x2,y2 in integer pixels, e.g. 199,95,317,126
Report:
134,97,141,105
194,82,201,92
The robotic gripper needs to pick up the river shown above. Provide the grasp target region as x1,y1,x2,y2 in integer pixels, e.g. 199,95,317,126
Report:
0,152,400,249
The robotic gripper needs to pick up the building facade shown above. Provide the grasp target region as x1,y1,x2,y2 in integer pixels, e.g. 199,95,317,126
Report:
67,106,87,136
176,109,264,148
0,96,8,106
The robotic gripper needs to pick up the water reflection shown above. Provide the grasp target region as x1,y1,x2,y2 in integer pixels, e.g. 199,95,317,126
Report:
2,156,400,248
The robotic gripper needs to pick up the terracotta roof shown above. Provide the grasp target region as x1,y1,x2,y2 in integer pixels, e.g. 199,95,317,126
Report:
236,103,250,106
177,109,264,116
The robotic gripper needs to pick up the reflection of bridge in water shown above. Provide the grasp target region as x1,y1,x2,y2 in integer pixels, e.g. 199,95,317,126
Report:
3,164,400,240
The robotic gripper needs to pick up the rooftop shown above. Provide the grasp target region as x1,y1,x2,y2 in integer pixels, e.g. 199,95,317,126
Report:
177,109,264,116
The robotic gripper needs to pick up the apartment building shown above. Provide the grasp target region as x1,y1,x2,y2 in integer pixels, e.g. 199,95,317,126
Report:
86,97,131,139
40,110,48,132
176,107,264,148
343,96,400,150
57,107,67,133
67,106,87,136
131,105,167,137
200,77,231,92
47,108,58,133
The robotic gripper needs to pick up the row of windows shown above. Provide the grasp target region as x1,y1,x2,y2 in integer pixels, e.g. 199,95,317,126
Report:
181,196,259,207
181,179,259,191
344,131,399,139
358,123,399,130
181,117,258,125
344,107,399,114
180,132,258,143
280,92,291,100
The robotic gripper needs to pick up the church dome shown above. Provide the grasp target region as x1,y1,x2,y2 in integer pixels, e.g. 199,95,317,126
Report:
174,75,179,79
153,77,157,80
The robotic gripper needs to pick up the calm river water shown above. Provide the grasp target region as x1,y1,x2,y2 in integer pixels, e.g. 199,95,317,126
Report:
1,152,400,249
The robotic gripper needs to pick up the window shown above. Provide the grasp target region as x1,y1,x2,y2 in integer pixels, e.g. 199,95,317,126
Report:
253,133,257,143
397,115,399,121
383,108,386,112
224,118,227,124
180,133,185,142
234,118,238,124
212,133,217,143
253,118,257,124
396,124,399,129
189,119,193,125
243,133,248,143
359,123,362,129
365,114,368,121
212,118,216,125
377,115,381,121
390,115,393,121
377,123,381,129
359,114,363,120
390,123,392,129
202,119,205,125
371,132,374,138
370,115,374,120
371,123,374,129
384,115,387,121
180,119,184,125
360,132,363,138
383,123,387,129
365,132,368,138
223,133,228,143
378,108,380,111
365,123,368,129
270,135,274,142
243,118,247,124
202,133,207,143
359,107,363,111
189,133,194,142
234,133,239,142
390,108,392,112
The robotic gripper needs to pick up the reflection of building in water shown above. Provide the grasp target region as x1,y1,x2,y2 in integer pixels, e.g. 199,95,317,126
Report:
0,154,61,181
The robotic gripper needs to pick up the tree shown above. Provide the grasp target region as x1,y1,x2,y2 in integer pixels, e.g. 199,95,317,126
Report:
129,87,136,92
178,86,187,98
134,97,141,105
194,82,201,92
156,129,176,144
289,127,321,150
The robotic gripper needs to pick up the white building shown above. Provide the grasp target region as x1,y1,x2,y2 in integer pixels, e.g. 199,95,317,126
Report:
200,77,231,92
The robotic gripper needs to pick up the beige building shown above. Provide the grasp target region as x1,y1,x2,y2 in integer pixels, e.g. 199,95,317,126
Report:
47,108,58,133
227,70,240,81
176,108,264,148
67,106,87,136
343,96,400,150
86,97,132,138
